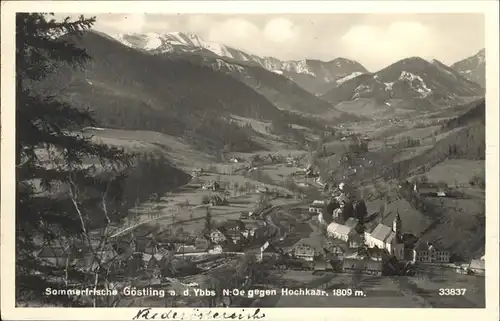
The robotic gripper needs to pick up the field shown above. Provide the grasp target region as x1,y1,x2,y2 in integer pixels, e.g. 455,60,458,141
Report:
84,128,215,171
425,159,485,187
332,99,416,120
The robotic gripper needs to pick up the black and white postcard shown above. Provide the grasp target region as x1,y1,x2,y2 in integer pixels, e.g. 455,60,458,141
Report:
1,1,499,321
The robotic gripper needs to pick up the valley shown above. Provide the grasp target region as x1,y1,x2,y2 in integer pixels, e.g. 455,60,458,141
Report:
77,93,485,308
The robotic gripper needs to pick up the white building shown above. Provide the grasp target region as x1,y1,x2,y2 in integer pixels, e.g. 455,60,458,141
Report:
327,222,355,242
309,200,325,214
364,214,405,259
209,245,223,254
326,217,359,243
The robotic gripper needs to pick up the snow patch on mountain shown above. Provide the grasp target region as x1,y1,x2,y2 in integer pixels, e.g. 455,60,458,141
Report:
112,34,134,48
211,59,244,73
163,32,235,58
282,60,316,77
109,31,367,90
352,84,372,99
336,72,364,85
142,32,163,50
272,70,284,75
398,71,432,97
384,82,394,91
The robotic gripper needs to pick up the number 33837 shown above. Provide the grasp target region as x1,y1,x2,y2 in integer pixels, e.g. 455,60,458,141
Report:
439,288,467,296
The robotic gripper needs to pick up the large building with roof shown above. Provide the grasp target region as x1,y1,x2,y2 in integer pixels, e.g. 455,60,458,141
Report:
412,241,450,263
364,214,405,260
326,217,359,243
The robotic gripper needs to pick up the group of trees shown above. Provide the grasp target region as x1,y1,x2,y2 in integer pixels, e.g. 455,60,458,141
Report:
379,123,485,182
122,152,190,212
469,172,486,189
184,117,262,156
16,13,134,306
267,118,307,147
15,13,193,307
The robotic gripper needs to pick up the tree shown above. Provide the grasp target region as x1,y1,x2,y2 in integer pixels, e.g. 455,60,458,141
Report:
351,263,363,289
354,199,368,222
341,202,354,222
256,193,271,212
16,13,129,306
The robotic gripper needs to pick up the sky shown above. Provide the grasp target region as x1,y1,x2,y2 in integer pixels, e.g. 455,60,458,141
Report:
85,13,484,71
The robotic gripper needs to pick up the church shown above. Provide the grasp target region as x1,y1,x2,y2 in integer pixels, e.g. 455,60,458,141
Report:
364,213,405,260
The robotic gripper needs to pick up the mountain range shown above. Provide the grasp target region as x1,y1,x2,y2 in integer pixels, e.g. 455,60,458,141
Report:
111,32,368,95
37,29,486,157
110,31,486,106
39,30,351,156
321,57,484,109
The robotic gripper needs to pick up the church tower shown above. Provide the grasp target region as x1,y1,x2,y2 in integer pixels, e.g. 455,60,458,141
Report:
393,211,402,241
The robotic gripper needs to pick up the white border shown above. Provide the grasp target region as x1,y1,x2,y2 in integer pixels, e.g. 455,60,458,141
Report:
1,1,499,320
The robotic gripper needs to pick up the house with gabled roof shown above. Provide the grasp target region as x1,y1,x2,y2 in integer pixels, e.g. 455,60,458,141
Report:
309,201,325,214
293,243,316,262
176,244,207,255
364,214,405,260
209,229,227,244
327,222,355,243
468,259,485,275
327,217,360,243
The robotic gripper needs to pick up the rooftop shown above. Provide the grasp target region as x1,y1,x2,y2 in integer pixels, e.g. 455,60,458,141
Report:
370,223,396,243
327,222,353,236
345,217,360,229
469,259,485,270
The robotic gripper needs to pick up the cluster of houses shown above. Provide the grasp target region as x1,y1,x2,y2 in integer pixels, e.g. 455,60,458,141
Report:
208,219,267,250
413,182,449,198
305,181,455,275
33,217,269,283
325,206,451,266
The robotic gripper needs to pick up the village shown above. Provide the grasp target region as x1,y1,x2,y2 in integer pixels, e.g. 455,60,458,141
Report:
33,149,485,307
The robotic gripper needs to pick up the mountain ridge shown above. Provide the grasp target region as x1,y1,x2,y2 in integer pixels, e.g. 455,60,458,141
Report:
109,31,369,95
38,30,339,156
321,56,485,108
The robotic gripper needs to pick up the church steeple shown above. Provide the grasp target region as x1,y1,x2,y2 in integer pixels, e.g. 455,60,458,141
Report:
393,211,402,239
